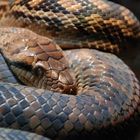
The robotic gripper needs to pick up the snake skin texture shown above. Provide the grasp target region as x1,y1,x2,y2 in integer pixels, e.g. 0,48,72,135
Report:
0,28,139,140
1,0,140,52
0,0,140,140
0,128,49,140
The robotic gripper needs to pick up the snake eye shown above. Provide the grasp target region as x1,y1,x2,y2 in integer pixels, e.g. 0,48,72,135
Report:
33,66,45,77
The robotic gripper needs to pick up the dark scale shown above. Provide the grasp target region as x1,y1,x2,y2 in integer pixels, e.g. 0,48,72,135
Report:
105,24,126,42
46,111,57,122
16,0,30,6
51,17,63,28
48,5,55,10
0,94,6,105
35,15,42,21
52,119,64,131
0,85,11,96
43,104,51,113
42,16,58,29
33,16,63,31
52,7,60,13
47,98,56,107
16,115,29,127
38,96,46,105
12,106,23,117
41,118,52,130
53,105,62,114
34,0,70,14
5,113,16,125
63,106,72,115
74,0,98,15
26,0,44,11
0,104,11,115
8,87,24,100
34,2,46,11
58,113,68,123
13,11,27,19
56,101,66,110
45,128,57,138
20,99,30,110
35,109,47,120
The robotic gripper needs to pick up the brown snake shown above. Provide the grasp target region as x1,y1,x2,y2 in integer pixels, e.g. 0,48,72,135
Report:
0,0,140,140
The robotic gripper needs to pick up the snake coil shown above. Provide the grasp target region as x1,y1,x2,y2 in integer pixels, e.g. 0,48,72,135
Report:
0,0,140,140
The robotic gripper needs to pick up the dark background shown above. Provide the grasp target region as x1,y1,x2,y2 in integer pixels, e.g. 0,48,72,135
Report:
111,0,140,81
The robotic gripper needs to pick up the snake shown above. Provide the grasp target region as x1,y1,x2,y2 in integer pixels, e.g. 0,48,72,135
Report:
0,0,140,140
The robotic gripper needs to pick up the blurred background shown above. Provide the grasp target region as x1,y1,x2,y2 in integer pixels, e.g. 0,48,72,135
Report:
110,0,140,81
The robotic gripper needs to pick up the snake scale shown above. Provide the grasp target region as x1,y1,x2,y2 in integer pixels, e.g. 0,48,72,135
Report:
0,0,140,140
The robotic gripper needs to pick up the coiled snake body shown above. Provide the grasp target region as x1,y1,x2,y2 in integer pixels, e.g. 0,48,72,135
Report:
0,0,140,139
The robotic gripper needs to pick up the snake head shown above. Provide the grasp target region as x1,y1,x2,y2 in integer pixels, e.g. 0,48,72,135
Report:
1,29,76,94
31,60,77,94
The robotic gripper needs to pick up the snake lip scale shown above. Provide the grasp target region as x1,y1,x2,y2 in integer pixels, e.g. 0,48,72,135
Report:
0,0,140,140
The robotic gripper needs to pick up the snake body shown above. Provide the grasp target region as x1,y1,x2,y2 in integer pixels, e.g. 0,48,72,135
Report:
0,0,140,140
1,0,140,52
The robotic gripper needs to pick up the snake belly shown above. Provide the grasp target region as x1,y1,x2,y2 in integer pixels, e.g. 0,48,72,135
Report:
0,0,140,140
